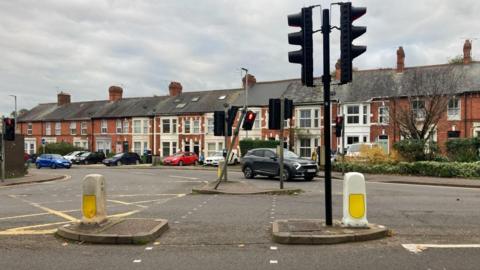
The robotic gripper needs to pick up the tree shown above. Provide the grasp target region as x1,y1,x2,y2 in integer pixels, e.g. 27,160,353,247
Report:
389,65,464,141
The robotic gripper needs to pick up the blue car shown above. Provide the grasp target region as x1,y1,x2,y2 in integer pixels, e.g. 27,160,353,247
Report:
35,154,72,169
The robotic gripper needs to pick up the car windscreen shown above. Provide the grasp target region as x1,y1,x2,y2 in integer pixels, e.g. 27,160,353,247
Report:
51,154,63,159
80,152,91,157
113,153,124,158
212,152,223,157
283,150,299,158
174,152,184,157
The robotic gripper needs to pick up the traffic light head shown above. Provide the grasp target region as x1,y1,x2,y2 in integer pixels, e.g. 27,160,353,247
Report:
213,111,225,136
335,116,344,138
340,3,367,84
288,7,314,87
3,118,15,141
242,111,256,131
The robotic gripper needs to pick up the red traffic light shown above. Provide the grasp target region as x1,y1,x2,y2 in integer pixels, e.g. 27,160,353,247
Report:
242,111,256,130
335,116,344,125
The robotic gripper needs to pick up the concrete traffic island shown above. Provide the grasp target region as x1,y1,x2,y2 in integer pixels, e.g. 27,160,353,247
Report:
192,180,302,195
272,219,389,244
56,218,169,244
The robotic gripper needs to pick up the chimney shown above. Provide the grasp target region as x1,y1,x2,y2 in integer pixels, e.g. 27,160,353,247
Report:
169,81,183,97
396,46,405,73
57,92,71,106
242,74,256,89
463,39,472,64
108,86,123,101
335,59,341,81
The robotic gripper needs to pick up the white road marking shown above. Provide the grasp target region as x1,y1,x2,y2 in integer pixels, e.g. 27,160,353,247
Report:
133,259,142,263
145,247,153,251
402,244,480,254
169,175,199,180
269,260,278,264
270,246,278,250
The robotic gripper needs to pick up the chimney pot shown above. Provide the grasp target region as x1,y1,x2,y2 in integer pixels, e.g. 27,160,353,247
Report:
108,86,123,101
57,92,71,106
396,46,405,73
335,59,341,81
463,39,472,64
169,82,183,96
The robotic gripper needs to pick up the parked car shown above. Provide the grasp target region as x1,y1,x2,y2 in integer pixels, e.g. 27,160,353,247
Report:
345,143,379,157
63,151,86,162
103,152,142,166
241,148,318,181
73,151,106,164
163,151,198,166
204,151,239,166
35,154,72,169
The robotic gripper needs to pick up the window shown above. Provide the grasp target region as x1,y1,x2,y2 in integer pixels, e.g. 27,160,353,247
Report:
378,106,389,124
299,110,311,128
347,136,360,145
116,120,122,133
162,119,170,133
363,105,368,124
55,122,61,135
193,120,200,133
45,123,51,136
314,109,319,128
412,100,425,119
70,122,77,135
363,136,368,143
81,122,87,135
218,142,223,151
299,139,311,157
101,120,108,134
133,120,141,134
254,111,260,129
207,143,216,156
207,118,214,134
133,142,142,155
27,123,33,135
346,106,360,124
143,120,149,134
184,119,191,133
123,120,129,134
218,95,226,100
172,119,177,133
448,97,460,120
172,142,177,154
191,97,200,102
74,142,81,148
162,142,170,157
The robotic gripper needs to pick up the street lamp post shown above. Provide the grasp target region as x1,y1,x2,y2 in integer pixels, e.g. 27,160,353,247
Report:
9,95,17,130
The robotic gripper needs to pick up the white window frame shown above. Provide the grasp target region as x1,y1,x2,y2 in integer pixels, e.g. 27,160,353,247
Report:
253,110,261,129
299,109,312,128
193,119,200,134
123,120,129,134
412,99,425,120
378,106,389,124
45,122,51,136
363,105,368,124
116,119,122,134
70,122,77,135
81,122,87,135
447,97,460,120
299,138,312,158
314,109,319,128
55,122,61,135
27,123,33,135
143,120,149,134
346,105,360,124
207,118,214,134
101,120,108,134
184,119,191,134
133,120,141,134
162,119,171,134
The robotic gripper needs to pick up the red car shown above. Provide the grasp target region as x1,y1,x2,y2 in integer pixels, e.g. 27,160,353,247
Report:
163,152,198,166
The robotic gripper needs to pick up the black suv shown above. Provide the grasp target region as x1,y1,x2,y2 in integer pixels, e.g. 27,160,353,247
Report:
73,151,106,165
102,152,142,166
241,148,318,181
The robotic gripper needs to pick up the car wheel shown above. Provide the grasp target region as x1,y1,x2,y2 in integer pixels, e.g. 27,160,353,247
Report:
281,169,290,181
36,163,41,169
51,164,57,169
243,166,254,179
116,161,122,166
179,161,184,166
304,176,314,181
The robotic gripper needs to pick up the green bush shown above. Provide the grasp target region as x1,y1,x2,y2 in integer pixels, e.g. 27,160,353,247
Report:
393,139,439,161
38,142,84,156
446,138,480,162
333,161,480,178
239,139,280,157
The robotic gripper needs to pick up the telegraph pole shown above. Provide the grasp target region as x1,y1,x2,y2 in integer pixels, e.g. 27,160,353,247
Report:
322,8,333,226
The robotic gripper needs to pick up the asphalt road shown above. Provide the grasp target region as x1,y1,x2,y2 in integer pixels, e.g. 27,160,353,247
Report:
0,166,479,270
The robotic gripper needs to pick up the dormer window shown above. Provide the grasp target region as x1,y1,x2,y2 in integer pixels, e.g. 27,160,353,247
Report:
191,97,200,102
218,95,226,100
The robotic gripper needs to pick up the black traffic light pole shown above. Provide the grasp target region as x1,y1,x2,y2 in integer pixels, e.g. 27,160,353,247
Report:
321,8,333,226
1,116,5,182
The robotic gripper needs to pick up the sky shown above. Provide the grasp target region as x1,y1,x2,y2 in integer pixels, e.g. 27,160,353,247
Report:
0,0,479,115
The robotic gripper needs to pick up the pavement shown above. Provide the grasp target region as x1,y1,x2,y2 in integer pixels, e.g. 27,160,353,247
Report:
0,172,68,187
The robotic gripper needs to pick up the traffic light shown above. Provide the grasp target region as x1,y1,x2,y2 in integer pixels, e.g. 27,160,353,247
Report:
284,98,294,120
3,118,15,141
268,99,281,130
335,116,344,138
340,2,367,84
227,106,238,132
288,7,314,87
242,111,256,131
213,111,225,136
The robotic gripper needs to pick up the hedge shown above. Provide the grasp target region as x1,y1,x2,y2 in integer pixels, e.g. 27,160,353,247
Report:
38,142,84,156
239,139,280,157
446,137,480,162
333,161,480,178
393,139,439,162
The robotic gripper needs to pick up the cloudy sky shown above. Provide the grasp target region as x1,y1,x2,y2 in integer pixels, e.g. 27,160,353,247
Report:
0,0,479,115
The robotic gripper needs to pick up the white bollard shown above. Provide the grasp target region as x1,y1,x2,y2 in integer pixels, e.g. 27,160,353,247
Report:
81,174,108,224
342,172,368,227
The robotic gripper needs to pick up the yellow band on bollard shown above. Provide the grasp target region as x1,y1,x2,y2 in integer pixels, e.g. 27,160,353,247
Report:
82,195,97,219
348,194,365,219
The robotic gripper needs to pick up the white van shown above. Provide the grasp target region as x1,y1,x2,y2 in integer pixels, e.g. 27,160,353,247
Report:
345,143,379,157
